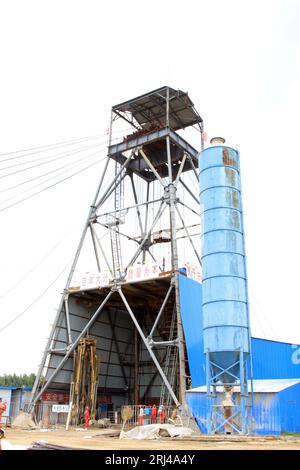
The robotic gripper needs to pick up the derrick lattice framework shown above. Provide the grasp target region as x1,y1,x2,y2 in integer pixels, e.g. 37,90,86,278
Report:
30,87,204,412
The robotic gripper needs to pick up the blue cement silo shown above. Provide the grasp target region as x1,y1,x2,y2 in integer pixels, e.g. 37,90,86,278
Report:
199,138,252,433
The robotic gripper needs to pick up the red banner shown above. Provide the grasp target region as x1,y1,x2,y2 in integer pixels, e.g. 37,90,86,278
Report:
41,392,69,403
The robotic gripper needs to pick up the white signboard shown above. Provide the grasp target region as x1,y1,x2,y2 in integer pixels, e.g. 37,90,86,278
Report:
69,261,202,291
52,404,69,413
70,271,111,290
126,263,160,282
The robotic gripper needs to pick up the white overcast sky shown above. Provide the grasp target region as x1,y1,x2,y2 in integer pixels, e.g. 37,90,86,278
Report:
0,0,300,375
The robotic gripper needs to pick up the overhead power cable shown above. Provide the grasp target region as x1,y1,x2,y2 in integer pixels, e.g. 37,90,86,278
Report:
0,134,105,163
0,140,107,177
0,132,126,173
0,156,106,213
1,150,102,206
0,233,71,302
0,128,131,162
0,258,72,333
0,145,107,196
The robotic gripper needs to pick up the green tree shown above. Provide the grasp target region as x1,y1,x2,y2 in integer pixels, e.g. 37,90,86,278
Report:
0,373,36,387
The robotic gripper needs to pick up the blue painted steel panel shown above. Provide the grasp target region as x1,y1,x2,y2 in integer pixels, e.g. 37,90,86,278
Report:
199,144,250,382
251,393,281,435
185,391,211,433
251,338,300,380
179,275,205,388
279,382,300,433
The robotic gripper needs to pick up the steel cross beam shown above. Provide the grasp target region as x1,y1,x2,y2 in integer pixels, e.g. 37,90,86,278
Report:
179,177,200,205
213,409,243,434
175,205,201,266
90,223,114,277
124,200,166,273
97,197,162,218
118,287,180,407
139,148,165,188
174,153,187,187
208,359,241,383
90,224,101,271
148,284,173,339
95,153,133,209
130,174,145,237
96,221,139,245
187,154,199,182
64,294,73,346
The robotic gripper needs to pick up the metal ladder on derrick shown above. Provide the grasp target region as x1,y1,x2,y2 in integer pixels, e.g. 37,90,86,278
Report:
108,162,124,279
159,304,178,408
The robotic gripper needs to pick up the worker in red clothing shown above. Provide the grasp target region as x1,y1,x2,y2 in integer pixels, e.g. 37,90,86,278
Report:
0,399,7,446
151,404,157,423
158,404,166,424
84,405,90,429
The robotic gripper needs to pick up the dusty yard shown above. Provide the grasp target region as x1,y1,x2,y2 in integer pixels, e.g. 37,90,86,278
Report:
3,427,300,450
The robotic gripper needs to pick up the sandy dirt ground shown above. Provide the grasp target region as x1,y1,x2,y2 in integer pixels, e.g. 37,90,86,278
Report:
3,427,300,450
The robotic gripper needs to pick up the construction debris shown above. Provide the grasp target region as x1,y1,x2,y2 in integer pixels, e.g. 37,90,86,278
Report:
28,441,85,450
11,411,36,429
120,424,195,440
97,418,111,428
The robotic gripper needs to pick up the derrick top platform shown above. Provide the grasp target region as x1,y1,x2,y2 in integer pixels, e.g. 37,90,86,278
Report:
109,87,203,181
112,86,203,132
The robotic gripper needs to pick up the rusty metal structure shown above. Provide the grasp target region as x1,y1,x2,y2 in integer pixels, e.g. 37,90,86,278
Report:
70,336,100,424
29,87,204,415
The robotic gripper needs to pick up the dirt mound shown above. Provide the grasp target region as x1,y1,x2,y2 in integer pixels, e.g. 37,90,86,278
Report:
11,411,36,429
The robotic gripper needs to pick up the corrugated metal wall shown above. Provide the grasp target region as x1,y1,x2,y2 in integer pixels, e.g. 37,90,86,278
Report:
251,393,281,435
279,382,300,433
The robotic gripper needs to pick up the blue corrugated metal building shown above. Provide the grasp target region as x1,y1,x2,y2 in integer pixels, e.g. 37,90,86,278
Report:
179,274,300,434
0,386,33,420
186,379,300,435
